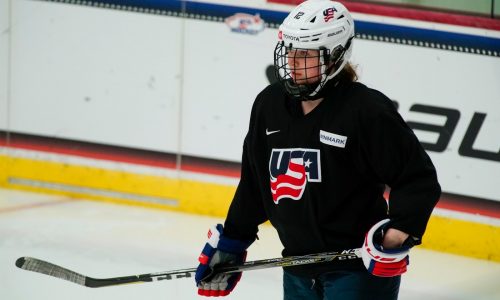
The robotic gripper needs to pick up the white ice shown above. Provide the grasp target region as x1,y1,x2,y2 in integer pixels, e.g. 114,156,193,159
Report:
1,188,499,300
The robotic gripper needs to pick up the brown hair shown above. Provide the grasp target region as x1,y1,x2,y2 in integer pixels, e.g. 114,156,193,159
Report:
339,62,358,82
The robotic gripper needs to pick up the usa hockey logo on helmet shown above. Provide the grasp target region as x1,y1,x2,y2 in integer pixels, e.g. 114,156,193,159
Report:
277,0,354,50
323,7,336,22
269,148,321,204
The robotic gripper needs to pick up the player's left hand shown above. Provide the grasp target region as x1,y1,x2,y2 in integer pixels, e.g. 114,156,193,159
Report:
360,219,413,277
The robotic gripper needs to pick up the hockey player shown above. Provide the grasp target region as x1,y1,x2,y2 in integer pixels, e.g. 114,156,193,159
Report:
195,0,441,299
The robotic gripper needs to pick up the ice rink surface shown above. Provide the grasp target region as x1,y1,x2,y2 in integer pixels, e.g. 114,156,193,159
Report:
1,188,499,300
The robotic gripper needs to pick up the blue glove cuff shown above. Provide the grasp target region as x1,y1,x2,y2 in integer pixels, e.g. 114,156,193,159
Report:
217,235,254,254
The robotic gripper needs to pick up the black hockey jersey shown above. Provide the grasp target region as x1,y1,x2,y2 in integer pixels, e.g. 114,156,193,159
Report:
224,80,441,277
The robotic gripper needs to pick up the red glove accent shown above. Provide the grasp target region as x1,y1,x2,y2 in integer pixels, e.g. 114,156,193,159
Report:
360,219,411,277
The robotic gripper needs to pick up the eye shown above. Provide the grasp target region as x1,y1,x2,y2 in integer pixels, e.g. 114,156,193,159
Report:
296,50,308,57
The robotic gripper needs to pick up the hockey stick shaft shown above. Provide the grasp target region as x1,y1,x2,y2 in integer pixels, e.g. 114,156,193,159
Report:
16,248,361,288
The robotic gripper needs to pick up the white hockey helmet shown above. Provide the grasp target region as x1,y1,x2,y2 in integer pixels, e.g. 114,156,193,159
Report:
274,0,355,100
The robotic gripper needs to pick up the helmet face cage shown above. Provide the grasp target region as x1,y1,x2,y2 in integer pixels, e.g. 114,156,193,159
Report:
274,42,332,100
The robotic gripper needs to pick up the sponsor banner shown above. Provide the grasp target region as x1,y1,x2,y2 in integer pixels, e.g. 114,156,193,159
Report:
225,13,265,35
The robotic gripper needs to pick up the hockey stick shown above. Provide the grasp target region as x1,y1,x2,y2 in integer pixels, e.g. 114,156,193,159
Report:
15,248,361,288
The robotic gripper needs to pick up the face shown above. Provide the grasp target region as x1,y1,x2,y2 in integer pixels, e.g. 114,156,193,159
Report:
287,49,322,85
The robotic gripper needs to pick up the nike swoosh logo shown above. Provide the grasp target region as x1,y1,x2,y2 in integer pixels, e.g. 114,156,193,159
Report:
266,129,280,135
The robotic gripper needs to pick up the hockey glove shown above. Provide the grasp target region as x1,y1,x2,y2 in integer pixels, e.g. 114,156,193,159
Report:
360,219,412,277
195,224,254,297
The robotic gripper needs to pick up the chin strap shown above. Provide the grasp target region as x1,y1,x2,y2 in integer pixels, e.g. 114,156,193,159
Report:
284,78,341,102
283,79,321,101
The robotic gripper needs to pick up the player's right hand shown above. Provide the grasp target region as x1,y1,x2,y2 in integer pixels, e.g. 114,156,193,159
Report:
195,224,253,297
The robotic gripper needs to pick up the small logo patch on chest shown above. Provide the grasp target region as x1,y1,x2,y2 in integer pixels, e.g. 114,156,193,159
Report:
319,130,347,148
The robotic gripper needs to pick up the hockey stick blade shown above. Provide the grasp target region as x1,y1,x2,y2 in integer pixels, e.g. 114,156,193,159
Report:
15,248,361,288
15,257,196,288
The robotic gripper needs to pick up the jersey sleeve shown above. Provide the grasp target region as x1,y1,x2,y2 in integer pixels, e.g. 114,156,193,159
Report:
356,91,441,240
223,96,269,241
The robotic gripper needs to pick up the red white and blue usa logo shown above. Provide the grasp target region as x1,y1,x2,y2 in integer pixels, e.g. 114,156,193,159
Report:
323,7,337,22
269,148,321,204
224,13,265,35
